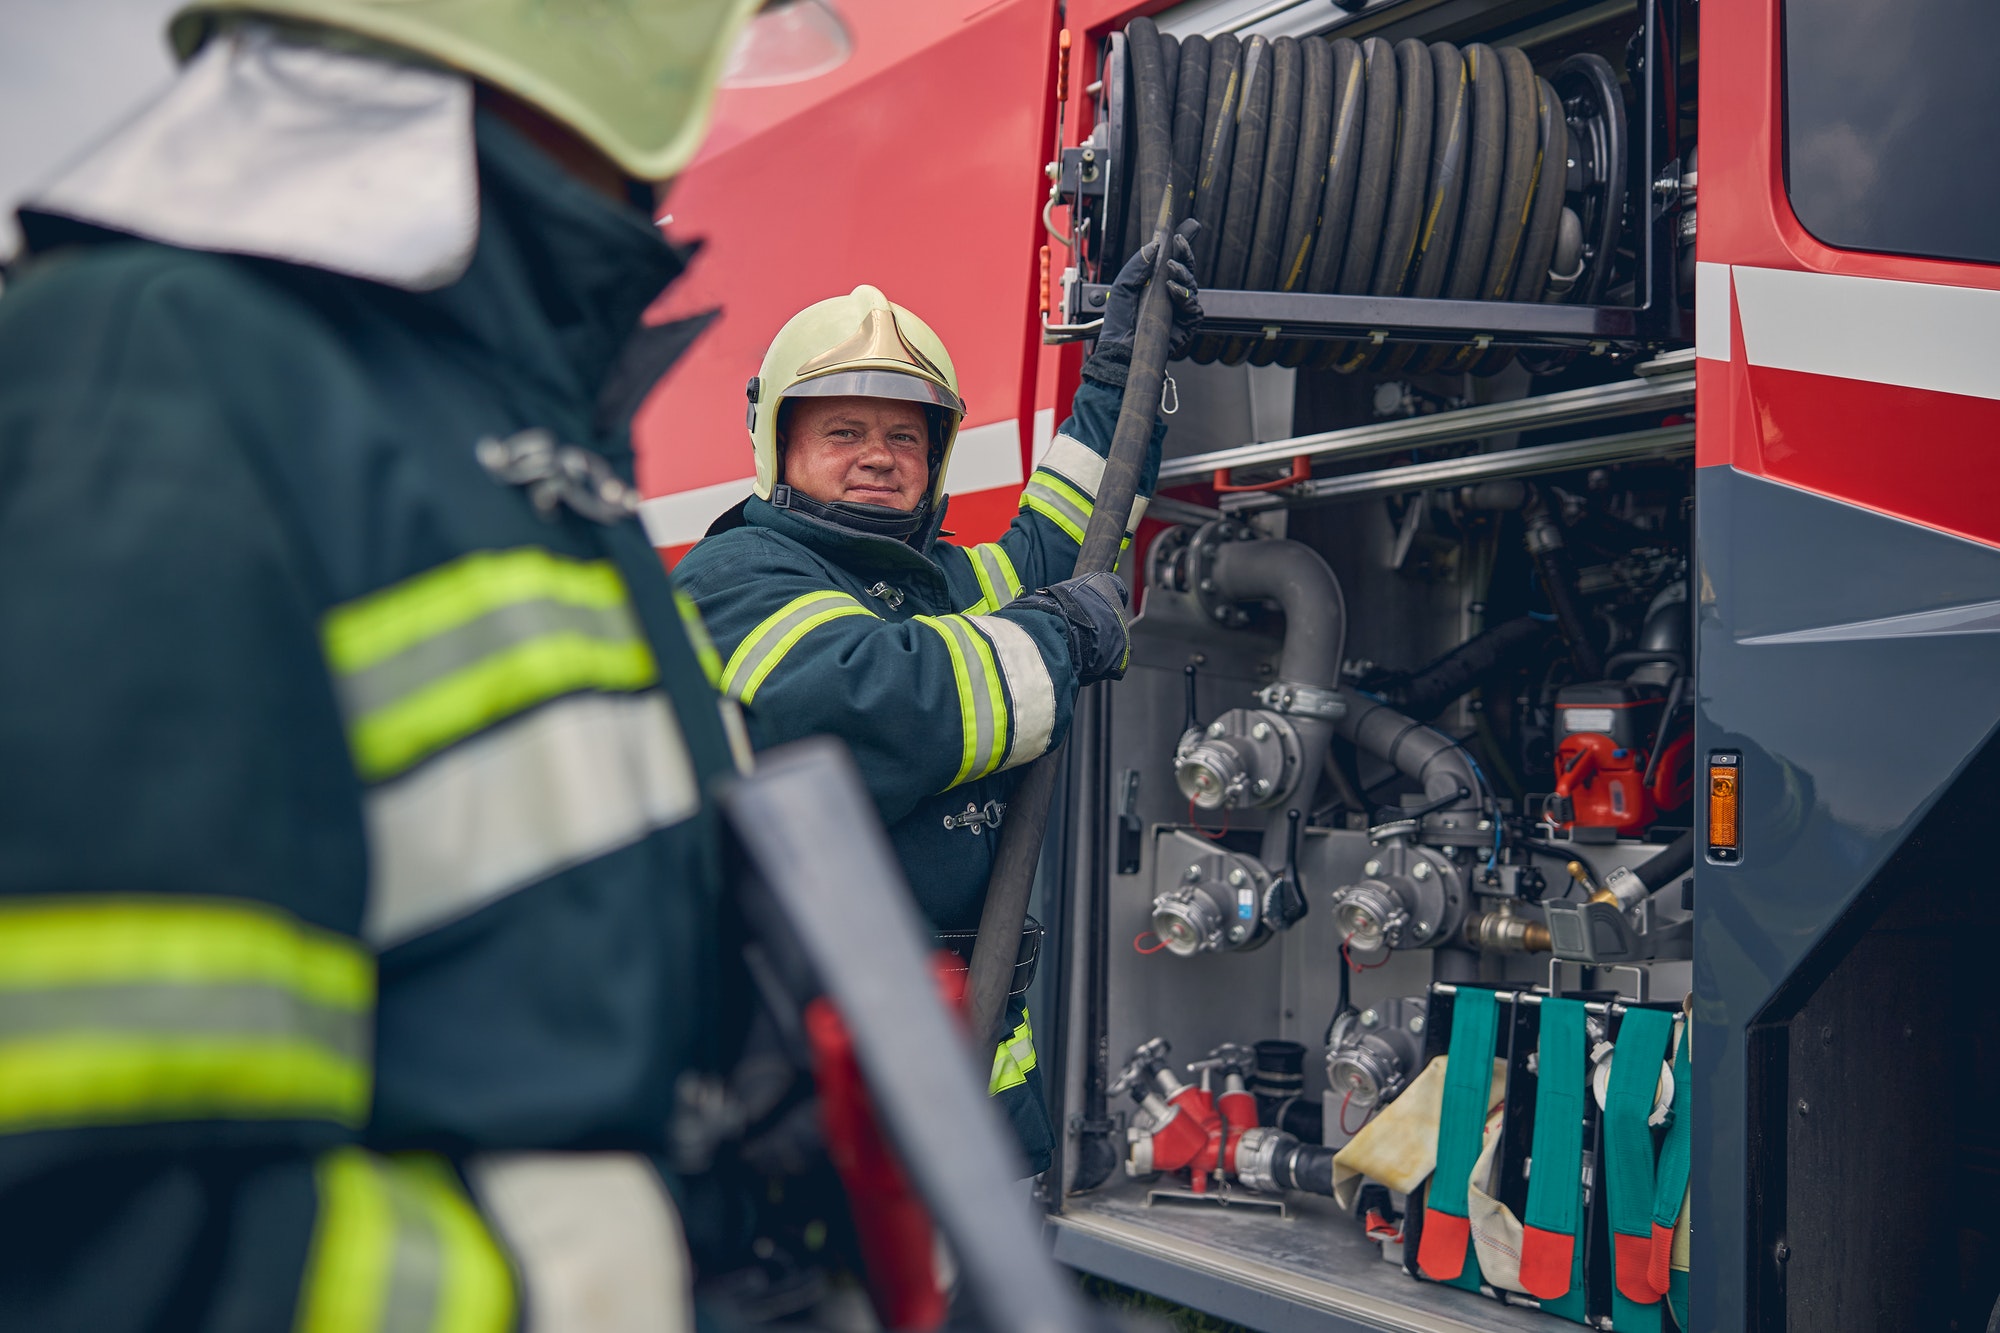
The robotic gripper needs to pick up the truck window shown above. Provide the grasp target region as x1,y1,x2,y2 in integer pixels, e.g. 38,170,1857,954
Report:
1785,0,2000,264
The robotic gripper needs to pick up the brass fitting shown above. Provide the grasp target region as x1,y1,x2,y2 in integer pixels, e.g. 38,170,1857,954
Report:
1464,909,1552,953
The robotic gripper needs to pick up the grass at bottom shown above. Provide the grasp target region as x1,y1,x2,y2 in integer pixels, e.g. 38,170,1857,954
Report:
1078,1274,1256,1333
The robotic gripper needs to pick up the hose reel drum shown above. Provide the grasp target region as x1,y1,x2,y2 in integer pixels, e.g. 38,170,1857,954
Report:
1053,18,1675,365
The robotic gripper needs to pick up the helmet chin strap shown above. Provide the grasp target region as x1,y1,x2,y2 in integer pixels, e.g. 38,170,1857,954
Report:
771,485,931,542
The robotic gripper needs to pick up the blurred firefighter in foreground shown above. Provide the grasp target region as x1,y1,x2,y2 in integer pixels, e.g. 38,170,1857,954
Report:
675,237,1202,1175
0,2,876,1329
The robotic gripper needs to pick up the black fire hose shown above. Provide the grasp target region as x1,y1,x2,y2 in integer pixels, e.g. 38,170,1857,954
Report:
963,199,1181,1050
1373,613,1551,720
1636,831,1694,894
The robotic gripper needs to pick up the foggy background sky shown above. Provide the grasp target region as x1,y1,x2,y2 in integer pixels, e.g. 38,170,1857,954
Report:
1,0,180,256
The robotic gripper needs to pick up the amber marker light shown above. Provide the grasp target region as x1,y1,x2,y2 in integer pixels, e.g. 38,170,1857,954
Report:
1707,750,1741,863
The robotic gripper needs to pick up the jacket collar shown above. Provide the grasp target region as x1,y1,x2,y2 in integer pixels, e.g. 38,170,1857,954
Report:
421,108,690,428
745,494,953,583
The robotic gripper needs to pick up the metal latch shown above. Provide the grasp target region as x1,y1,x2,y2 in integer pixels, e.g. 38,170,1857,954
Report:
1254,680,1347,722
864,582,905,610
943,800,1007,834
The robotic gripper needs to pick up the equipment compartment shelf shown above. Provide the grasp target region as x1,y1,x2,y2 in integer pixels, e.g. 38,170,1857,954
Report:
1051,1181,1556,1333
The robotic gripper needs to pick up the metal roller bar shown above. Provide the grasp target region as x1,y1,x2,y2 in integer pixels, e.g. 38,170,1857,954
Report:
1074,284,1641,342
1214,422,1694,512
1429,982,1685,1021
1159,369,1693,484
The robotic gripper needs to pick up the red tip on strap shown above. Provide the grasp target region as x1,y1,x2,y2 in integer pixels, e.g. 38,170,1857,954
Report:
1614,1231,1664,1305
1517,1224,1575,1300
1648,1221,1676,1298
1416,1208,1471,1281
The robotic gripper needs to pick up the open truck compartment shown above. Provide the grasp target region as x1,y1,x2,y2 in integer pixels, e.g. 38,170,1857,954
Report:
1036,0,1701,1327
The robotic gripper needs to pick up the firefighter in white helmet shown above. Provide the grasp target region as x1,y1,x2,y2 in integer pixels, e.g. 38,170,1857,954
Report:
0,2,862,1329
676,231,1202,1173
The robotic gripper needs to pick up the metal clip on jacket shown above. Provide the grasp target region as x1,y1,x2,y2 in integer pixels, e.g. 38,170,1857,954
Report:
943,800,1007,834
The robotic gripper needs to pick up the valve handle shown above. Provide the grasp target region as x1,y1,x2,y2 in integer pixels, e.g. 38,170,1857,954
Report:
1183,663,1201,735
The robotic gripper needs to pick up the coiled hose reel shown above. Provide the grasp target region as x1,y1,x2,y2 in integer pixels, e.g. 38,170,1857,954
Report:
1095,19,1630,374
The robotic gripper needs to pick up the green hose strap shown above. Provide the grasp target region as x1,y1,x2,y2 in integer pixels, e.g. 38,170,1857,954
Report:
1520,997,1588,1320
1649,1024,1692,1295
1416,985,1497,1290
1606,1006,1673,1332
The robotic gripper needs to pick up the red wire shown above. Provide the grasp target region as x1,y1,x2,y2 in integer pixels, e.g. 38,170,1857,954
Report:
1339,1089,1385,1136
1341,931,1390,974
1133,931,1169,955
1188,795,1230,839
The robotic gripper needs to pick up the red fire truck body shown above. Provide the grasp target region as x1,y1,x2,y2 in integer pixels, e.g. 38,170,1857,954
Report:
640,1,2000,1329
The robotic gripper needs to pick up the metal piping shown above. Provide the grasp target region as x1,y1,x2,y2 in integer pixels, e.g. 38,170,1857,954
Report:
1332,690,1482,813
1206,538,1347,861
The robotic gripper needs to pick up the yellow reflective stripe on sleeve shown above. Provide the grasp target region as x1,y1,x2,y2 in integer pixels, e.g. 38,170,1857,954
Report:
988,1009,1037,1096
297,1149,516,1333
720,591,877,705
961,543,1024,615
324,548,659,783
915,615,1009,787
0,897,374,1131
1020,469,1092,546
673,589,723,689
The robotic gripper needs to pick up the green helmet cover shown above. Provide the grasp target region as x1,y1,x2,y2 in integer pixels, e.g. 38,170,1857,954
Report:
171,0,764,181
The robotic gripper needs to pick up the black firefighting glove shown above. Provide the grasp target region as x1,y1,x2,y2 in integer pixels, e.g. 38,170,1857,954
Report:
1082,218,1204,388
1012,571,1132,684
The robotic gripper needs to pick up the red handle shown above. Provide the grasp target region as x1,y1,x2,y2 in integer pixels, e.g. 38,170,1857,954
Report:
1212,455,1310,493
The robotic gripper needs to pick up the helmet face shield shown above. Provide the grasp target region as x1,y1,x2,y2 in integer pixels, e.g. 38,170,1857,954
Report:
781,369,965,419
722,0,851,89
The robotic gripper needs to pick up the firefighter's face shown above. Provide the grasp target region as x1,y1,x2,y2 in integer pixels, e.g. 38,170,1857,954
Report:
780,396,931,511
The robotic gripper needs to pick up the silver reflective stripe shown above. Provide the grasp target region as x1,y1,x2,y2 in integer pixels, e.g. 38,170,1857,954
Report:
921,615,1001,784
380,1178,447,1333
966,544,1022,613
1021,473,1091,542
365,691,698,947
1039,434,1106,497
339,598,644,719
467,1153,692,1333
1036,435,1146,536
0,985,367,1060
972,615,1056,770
